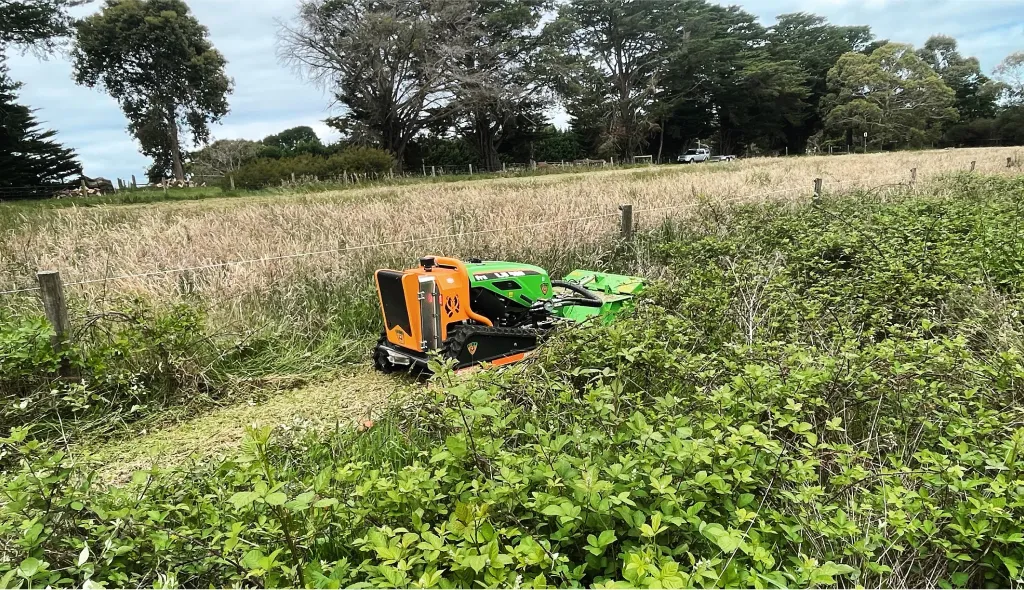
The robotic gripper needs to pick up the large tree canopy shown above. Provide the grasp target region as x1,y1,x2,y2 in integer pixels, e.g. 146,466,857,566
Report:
917,35,1000,122
448,0,550,171
766,13,872,151
0,0,82,52
280,0,473,170
822,43,958,149
72,0,232,181
545,0,669,159
995,52,1024,105
0,65,81,187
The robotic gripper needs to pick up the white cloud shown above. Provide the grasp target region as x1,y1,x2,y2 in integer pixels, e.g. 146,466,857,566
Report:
4,0,1023,181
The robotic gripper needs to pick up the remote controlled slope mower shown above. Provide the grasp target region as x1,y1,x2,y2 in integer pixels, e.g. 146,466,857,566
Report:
373,256,645,372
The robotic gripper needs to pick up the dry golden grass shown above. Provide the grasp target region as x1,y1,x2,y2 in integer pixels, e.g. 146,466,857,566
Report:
1,147,1020,307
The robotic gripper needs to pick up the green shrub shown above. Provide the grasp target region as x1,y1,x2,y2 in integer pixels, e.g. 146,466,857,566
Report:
226,148,395,189
0,301,246,443
4,318,1024,588
333,146,396,175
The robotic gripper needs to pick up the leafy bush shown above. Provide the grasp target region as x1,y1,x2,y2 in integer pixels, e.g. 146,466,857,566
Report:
333,146,396,175
227,148,396,190
0,301,247,443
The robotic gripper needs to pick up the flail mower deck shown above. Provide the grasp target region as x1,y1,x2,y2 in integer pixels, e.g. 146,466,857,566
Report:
372,256,644,373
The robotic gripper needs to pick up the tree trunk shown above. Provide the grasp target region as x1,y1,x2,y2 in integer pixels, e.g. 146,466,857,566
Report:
474,111,500,172
656,116,665,164
167,110,184,182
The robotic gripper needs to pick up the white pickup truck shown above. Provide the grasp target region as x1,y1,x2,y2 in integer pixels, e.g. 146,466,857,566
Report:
678,148,710,164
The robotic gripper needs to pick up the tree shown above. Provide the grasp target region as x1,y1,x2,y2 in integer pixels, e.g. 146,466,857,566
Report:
189,139,261,178
0,0,82,52
447,0,550,171
0,65,81,187
545,0,668,159
263,126,321,151
72,0,232,181
995,52,1024,105
917,35,999,122
280,0,473,170
767,13,872,152
656,1,807,156
822,43,958,149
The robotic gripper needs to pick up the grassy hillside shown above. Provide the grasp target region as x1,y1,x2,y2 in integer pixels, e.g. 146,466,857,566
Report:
3,172,1024,588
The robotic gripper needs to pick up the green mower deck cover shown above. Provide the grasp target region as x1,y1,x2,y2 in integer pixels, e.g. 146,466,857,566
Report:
555,270,645,323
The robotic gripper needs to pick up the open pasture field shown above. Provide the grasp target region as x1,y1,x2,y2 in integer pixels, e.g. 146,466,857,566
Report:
1,148,1018,309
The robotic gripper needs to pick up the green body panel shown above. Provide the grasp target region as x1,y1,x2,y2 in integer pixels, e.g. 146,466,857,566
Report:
466,261,552,305
462,260,645,321
554,269,646,323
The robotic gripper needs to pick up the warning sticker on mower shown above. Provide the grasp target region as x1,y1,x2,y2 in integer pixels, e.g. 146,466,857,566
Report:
472,270,540,281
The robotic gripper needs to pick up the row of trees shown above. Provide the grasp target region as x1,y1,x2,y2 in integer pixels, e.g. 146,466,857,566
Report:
281,0,1024,167
2,0,1024,186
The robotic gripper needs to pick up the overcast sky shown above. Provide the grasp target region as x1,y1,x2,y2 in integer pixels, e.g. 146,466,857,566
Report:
5,0,1023,181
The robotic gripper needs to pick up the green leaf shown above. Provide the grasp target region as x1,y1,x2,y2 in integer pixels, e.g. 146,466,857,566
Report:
17,557,42,578
264,492,287,506
1003,555,1020,579
446,436,468,458
313,498,338,509
229,491,258,508
598,529,617,546
78,545,90,567
464,554,488,573
542,504,564,517
285,491,314,511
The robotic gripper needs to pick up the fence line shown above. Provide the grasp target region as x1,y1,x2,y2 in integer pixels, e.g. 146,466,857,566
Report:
0,173,922,298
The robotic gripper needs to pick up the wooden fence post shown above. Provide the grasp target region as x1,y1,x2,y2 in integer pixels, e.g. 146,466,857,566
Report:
229,175,236,191
468,163,473,176
970,161,976,172
1009,157,1014,168
291,172,296,183
431,166,436,177
813,178,823,203
502,162,507,172
619,204,633,241
910,168,917,187
163,180,168,196
389,167,394,179
131,174,137,189
422,164,427,176
37,270,72,376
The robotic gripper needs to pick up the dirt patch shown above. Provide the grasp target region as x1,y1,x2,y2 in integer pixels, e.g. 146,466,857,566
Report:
87,370,399,483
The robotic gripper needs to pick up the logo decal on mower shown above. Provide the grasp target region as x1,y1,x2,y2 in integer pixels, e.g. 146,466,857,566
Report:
541,283,549,295
467,342,479,356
